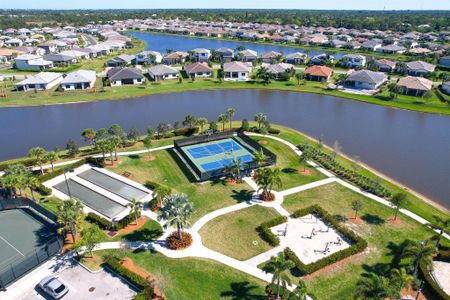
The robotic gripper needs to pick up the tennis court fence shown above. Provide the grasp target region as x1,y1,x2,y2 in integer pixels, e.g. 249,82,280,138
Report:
0,198,57,223
0,236,62,290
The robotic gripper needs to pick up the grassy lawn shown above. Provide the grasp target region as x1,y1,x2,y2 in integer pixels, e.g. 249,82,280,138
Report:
281,182,441,299
39,196,63,213
108,149,254,222
199,205,280,260
111,219,163,242
251,136,327,190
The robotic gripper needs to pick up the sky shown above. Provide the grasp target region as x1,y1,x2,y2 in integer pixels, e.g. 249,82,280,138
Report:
0,0,449,10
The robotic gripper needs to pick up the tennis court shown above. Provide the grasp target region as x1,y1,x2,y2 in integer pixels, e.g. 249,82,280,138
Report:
181,138,255,172
77,169,148,201
53,179,126,219
0,208,57,270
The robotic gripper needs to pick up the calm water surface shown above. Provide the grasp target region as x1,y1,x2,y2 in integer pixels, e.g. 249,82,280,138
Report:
0,90,449,209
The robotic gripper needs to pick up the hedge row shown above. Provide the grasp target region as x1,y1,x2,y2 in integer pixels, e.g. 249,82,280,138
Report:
298,144,391,198
104,256,153,299
86,211,140,231
37,158,88,183
435,89,450,104
257,216,288,246
0,157,37,171
285,205,367,275
419,260,450,300
173,127,199,137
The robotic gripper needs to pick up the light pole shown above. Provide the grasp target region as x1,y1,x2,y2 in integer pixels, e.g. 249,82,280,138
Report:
415,279,424,300
63,168,74,198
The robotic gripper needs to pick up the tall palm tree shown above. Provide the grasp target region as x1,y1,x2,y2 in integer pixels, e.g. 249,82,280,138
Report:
225,158,243,182
254,168,282,200
299,151,311,172
256,67,271,85
95,138,109,161
401,240,437,280
25,175,39,202
183,114,197,128
1,164,30,197
295,72,305,85
56,198,84,243
127,198,143,225
45,151,59,172
354,273,392,300
291,280,308,300
196,117,208,133
157,193,194,240
389,268,413,298
253,149,268,167
226,108,236,129
263,253,295,299
391,193,406,221
430,216,450,248
28,147,48,175
109,136,121,162
82,128,96,145
218,114,229,132
254,112,267,130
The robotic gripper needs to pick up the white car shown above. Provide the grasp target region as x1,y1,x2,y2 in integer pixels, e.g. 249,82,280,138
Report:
38,276,69,299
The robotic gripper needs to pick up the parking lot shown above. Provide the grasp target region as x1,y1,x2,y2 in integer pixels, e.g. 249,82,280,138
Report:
23,264,138,300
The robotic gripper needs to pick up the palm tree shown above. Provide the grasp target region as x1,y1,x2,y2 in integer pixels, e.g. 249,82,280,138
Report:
291,280,308,300
354,273,392,300
253,149,268,167
28,147,48,175
25,175,39,202
430,216,450,248
143,135,152,153
389,268,413,297
95,138,109,161
109,136,121,162
218,114,229,132
263,253,295,299
391,193,406,221
127,198,143,225
157,193,194,240
254,168,282,200
256,67,271,85
183,114,197,128
226,108,236,129
45,151,59,172
254,112,267,130
196,117,208,133
401,240,437,280
1,164,31,197
82,128,96,145
299,151,311,172
295,72,305,85
225,158,243,182
56,198,84,243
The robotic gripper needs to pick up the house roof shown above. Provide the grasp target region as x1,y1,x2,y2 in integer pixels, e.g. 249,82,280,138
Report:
44,54,75,62
239,49,257,57
347,70,387,84
304,65,333,77
266,63,294,74
286,52,307,59
397,76,432,91
184,62,212,74
61,70,96,84
164,51,189,59
342,54,366,60
380,44,406,52
107,67,144,81
376,59,397,68
148,64,178,76
261,51,281,59
16,72,62,85
223,61,252,72
192,48,211,54
406,60,435,72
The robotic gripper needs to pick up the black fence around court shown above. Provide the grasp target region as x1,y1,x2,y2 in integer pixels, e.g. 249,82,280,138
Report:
174,130,277,181
0,197,57,223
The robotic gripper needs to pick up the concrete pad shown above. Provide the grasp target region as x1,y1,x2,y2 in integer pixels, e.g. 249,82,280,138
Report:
432,261,450,296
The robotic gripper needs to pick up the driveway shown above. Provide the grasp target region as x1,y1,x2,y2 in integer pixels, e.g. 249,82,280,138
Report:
23,264,138,300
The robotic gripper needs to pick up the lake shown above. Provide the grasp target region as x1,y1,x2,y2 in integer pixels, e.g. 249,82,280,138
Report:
0,89,449,209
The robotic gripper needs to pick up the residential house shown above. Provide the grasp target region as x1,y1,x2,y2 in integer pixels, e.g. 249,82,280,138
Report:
184,62,213,78
148,64,179,81
397,76,433,97
223,61,252,81
15,72,63,91
44,54,77,66
107,67,144,86
340,54,366,68
4,39,23,47
216,48,234,63
261,51,282,64
37,41,58,54
265,63,294,79
304,65,333,82
15,54,53,70
442,81,450,95
162,51,189,64
361,40,383,52
377,44,406,54
135,51,162,65
308,53,335,66
438,56,450,68
376,59,397,72
0,49,14,62
285,52,307,65
345,70,387,90
61,70,97,90
237,49,257,62
189,48,211,62
406,61,436,76
107,54,135,67
60,50,91,60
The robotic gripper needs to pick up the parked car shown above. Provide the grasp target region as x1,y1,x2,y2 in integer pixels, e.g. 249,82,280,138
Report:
38,276,69,299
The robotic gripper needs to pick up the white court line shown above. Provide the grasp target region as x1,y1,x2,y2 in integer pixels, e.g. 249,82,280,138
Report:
0,234,25,257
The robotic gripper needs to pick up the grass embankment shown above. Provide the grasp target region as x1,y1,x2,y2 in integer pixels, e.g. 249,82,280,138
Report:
199,205,280,260
280,182,443,299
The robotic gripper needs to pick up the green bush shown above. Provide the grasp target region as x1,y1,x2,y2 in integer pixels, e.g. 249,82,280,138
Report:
35,184,52,196
173,127,199,136
38,159,87,183
0,157,37,171
257,216,288,246
145,181,171,211
268,128,281,134
286,205,367,275
85,211,140,231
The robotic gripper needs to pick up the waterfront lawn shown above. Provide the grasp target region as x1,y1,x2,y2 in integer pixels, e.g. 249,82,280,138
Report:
250,136,327,190
108,149,254,222
281,182,438,299
199,205,280,261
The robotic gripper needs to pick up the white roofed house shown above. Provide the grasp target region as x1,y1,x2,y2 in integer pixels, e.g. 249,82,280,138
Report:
107,54,135,67
236,49,258,62
37,41,58,54
223,61,253,81
344,70,388,90
397,76,433,97
189,48,211,62
15,54,54,70
184,62,213,78
135,51,162,65
261,51,282,64
60,49,91,60
361,39,383,52
265,63,294,80
340,54,366,69
148,64,179,81
107,67,145,86
60,70,97,90
406,61,436,77
285,52,307,65
377,44,407,54
15,72,63,91
4,38,23,47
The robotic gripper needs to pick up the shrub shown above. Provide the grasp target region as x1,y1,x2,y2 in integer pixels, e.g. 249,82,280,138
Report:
240,119,250,131
268,128,281,134
0,157,37,171
144,181,171,212
34,184,52,196
38,159,87,183
173,127,199,136
85,211,140,231
166,231,192,250
257,216,288,246
286,205,367,275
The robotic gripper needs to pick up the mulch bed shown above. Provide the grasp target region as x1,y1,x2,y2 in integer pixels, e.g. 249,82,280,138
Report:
115,216,149,236
259,140,269,145
298,168,312,176
144,155,156,161
388,218,403,226
348,216,364,225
